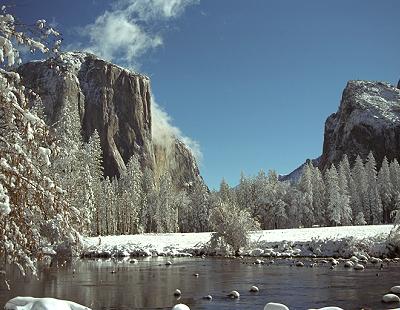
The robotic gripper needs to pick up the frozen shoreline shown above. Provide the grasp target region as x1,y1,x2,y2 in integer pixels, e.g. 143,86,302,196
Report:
81,224,396,259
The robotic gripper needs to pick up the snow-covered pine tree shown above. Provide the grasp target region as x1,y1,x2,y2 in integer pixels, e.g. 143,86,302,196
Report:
351,155,368,224
339,155,352,185
325,165,341,225
286,188,303,228
338,160,352,225
298,162,314,226
139,167,156,233
219,178,235,204
86,130,104,235
186,183,210,232
236,172,256,216
118,155,142,234
264,170,288,229
154,173,178,233
364,152,382,224
51,101,92,233
378,156,393,223
253,170,269,228
311,165,326,225
100,177,117,235
390,159,400,211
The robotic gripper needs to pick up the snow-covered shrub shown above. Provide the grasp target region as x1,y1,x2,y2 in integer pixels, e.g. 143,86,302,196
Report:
209,201,260,255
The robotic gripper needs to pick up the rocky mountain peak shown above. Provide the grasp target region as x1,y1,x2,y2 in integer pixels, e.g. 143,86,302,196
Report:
283,79,400,183
320,80,400,171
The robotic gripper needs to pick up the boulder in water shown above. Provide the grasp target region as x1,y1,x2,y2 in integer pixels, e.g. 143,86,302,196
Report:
227,290,240,298
382,293,400,303
390,286,400,294
353,264,365,270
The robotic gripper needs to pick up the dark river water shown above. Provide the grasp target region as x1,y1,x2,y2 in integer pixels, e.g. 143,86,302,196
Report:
1,257,400,310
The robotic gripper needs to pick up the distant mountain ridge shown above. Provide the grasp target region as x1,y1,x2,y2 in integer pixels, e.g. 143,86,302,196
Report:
18,52,205,190
282,79,400,183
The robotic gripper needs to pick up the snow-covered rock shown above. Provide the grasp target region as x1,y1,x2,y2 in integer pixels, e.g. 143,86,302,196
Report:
330,259,339,266
391,286,400,294
251,248,264,256
353,264,365,270
344,261,353,268
227,290,240,298
171,304,190,310
382,294,400,303
249,285,259,292
370,257,382,264
4,297,91,310
264,302,290,310
295,261,304,267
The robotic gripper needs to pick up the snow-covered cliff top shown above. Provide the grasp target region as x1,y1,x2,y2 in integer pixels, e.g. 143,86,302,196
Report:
336,80,400,130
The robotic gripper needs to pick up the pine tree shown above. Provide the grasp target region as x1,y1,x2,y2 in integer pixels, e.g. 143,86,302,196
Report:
311,166,326,225
338,161,352,225
261,170,288,229
236,172,256,215
118,155,143,234
298,163,314,226
86,130,104,235
140,168,157,233
325,165,341,225
351,155,368,224
153,173,177,233
390,159,400,211
253,170,269,228
219,178,234,204
364,152,382,224
51,101,93,233
378,157,393,223
187,184,210,232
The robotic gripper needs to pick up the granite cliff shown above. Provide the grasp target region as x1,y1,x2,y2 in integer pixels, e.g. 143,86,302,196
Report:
18,52,204,189
319,80,400,170
282,80,400,182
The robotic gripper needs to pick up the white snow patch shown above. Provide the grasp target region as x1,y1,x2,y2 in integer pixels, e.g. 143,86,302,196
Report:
264,303,289,310
4,297,91,310
82,225,393,258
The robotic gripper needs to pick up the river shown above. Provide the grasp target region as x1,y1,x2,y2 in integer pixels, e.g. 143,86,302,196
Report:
1,257,399,310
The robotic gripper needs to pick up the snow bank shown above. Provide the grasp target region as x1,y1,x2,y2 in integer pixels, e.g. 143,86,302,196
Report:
81,225,394,259
5,297,91,310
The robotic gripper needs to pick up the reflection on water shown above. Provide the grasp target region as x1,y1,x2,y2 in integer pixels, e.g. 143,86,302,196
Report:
0,257,400,310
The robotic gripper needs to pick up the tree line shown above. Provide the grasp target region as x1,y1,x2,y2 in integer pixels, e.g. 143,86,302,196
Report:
227,153,400,231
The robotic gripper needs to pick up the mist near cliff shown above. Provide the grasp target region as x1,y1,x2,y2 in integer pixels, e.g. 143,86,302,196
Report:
151,98,202,163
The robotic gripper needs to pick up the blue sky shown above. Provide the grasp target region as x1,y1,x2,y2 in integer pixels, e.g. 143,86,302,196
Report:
14,0,400,189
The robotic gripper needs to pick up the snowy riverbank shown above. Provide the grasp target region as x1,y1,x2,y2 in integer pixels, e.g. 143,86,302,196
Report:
81,225,396,259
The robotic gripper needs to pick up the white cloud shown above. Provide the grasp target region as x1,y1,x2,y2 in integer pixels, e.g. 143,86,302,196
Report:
77,0,199,68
